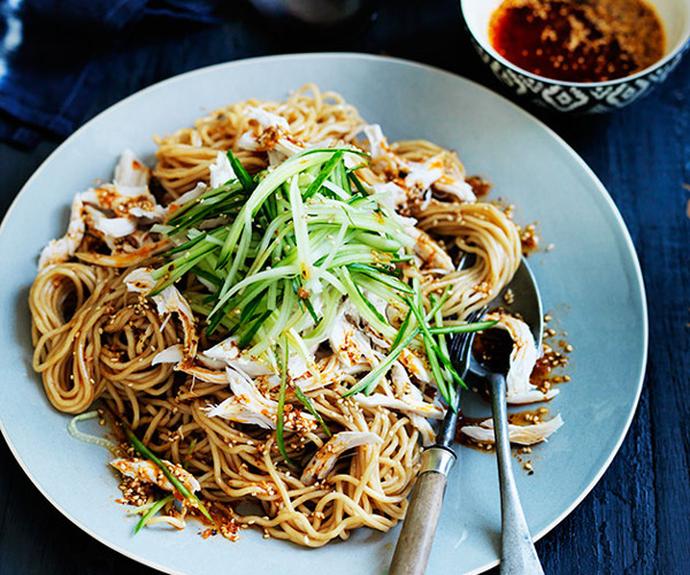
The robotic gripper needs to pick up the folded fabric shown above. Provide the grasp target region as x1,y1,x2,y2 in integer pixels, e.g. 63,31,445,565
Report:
0,0,220,147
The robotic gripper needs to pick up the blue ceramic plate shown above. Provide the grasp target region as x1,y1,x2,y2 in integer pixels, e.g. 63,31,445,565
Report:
0,54,647,575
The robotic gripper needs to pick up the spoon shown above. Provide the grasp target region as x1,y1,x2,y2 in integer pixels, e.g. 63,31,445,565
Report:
469,259,545,575
389,258,543,575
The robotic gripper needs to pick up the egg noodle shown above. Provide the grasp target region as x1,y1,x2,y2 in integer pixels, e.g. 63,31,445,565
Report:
28,85,558,546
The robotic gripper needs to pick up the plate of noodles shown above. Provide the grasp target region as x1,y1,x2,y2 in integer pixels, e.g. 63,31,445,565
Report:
0,54,646,574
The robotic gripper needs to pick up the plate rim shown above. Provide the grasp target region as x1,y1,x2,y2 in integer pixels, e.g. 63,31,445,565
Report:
0,52,649,575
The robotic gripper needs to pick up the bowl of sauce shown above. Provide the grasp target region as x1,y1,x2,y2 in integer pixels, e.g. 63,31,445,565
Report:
460,0,690,112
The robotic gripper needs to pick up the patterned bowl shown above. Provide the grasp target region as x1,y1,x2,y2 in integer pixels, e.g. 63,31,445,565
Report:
460,0,690,113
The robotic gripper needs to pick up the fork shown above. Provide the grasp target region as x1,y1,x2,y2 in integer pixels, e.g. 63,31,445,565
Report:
389,307,486,575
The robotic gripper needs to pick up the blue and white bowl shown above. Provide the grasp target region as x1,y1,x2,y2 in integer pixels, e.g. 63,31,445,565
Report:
460,0,690,113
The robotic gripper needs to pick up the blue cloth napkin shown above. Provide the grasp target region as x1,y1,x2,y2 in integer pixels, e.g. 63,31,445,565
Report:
0,0,220,147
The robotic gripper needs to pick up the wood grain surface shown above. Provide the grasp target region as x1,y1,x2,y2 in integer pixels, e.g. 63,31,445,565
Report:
0,1,688,573
390,469,449,575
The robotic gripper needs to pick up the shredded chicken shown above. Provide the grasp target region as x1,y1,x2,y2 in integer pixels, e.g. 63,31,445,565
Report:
398,347,432,384
151,344,184,366
38,150,167,269
236,106,303,162
39,194,86,268
327,304,381,368
390,362,439,446
209,151,236,188
372,181,408,211
207,368,315,431
362,124,391,160
207,368,278,429
111,457,201,493
166,182,207,217
114,149,150,188
179,364,228,385
404,154,475,203
407,226,455,273
434,170,476,203
124,267,198,364
203,336,273,377
360,124,476,208
84,205,136,242
300,431,382,485
354,393,443,420
292,354,368,393
488,312,559,404
460,414,564,446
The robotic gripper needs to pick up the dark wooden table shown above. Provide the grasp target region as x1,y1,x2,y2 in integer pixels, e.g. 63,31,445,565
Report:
0,1,688,573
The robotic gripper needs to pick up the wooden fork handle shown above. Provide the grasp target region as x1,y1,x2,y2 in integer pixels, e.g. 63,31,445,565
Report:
389,447,455,575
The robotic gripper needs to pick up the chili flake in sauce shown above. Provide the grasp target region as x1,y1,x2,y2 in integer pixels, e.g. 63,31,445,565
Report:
489,0,665,82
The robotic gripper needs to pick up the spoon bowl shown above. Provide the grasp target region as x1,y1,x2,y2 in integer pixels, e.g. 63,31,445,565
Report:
469,258,543,381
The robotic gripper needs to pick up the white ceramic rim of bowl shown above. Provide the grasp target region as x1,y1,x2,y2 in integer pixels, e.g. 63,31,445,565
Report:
0,53,649,575
459,0,690,89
